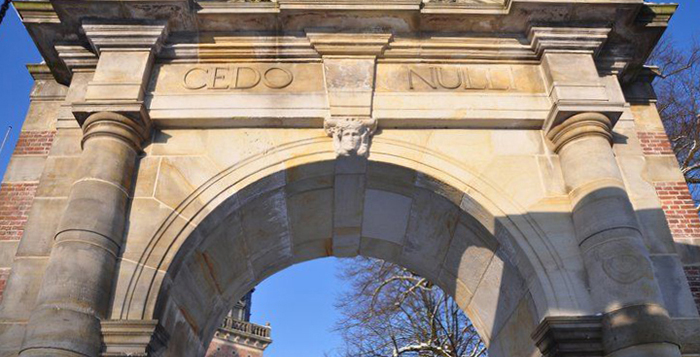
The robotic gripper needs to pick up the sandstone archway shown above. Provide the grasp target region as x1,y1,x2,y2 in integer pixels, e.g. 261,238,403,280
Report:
112,137,589,357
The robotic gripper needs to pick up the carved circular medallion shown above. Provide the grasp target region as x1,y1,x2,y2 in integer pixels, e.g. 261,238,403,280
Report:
597,240,648,284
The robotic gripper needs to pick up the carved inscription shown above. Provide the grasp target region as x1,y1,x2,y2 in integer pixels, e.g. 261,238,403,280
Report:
408,66,513,91
183,66,294,90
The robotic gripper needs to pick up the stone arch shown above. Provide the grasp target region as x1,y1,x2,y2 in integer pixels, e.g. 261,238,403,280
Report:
113,136,591,356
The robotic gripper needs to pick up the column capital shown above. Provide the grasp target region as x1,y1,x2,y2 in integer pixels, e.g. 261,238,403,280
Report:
101,320,167,357
546,112,613,153
79,110,151,151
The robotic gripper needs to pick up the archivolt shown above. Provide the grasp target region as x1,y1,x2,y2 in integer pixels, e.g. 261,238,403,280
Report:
114,134,585,353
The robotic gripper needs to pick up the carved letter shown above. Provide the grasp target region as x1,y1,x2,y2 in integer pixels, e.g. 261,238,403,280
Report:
408,68,437,90
263,67,294,89
209,67,230,89
463,68,488,90
234,67,261,89
488,68,513,90
183,67,208,90
435,67,462,89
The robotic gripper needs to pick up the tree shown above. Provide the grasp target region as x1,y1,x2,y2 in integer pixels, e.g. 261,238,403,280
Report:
649,37,700,198
330,258,486,357
0,0,12,27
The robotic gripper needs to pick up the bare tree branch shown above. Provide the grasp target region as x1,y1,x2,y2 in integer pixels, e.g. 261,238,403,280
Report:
331,257,486,357
650,36,700,206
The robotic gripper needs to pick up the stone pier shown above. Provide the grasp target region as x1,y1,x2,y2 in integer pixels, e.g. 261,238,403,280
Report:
0,0,698,356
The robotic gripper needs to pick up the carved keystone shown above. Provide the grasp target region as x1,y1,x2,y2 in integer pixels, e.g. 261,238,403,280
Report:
324,117,377,157
307,32,390,157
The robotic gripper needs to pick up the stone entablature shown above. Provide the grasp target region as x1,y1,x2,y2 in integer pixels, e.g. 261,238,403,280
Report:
1,1,699,357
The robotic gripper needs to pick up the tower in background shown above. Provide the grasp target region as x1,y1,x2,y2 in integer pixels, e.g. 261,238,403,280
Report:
205,291,272,357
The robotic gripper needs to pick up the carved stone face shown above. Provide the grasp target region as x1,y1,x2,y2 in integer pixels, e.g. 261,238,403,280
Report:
325,117,376,158
339,127,364,155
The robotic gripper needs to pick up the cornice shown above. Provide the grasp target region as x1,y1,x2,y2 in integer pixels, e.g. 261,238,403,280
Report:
12,0,59,24
158,27,614,64
82,22,169,55
383,35,536,62
422,0,510,14
16,0,674,86
636,3,677,28
529,27,611,57
197,0,279,14
159,35,319,61
26,63,54,81
277,0,421,10
55,45,99,72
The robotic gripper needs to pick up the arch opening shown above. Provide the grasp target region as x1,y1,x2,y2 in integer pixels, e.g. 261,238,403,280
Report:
146,158,551,357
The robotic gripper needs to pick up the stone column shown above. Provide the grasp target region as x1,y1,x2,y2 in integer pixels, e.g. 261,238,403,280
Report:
19,22,166,357
548,112,680,357
19,112,149,357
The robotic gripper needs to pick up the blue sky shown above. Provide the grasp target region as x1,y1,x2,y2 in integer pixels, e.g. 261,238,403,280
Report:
0,2,698,356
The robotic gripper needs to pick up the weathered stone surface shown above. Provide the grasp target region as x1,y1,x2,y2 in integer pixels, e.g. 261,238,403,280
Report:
0,2,695,357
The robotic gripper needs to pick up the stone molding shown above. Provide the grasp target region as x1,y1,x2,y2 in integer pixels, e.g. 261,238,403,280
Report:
529,27,611,57
79,111,152,151
636,3,678,28
546,112,613,153
25,64,53,81
422,0,509,14
101,319,166,357
307,32,393,57
278,0,421,10
160,27,612,63
12,0,59,24
55,45,99,72
82,22,169,55
601,304,680,354
195,0,511,13
73,101,149,124
17,1,674,85
160,36,320,60
532,315,604,357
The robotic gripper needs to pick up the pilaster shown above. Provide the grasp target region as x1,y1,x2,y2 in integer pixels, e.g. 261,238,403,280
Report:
18,22,167,357
543,112,681,357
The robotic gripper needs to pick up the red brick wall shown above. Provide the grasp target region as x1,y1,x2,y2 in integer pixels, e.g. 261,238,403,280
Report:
0,183,39,241
654,182,700,240
640,128,700,314
686,266,700,316
0,130,56,302
637,131,674,155
0,130,55,242
12,131,56,156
